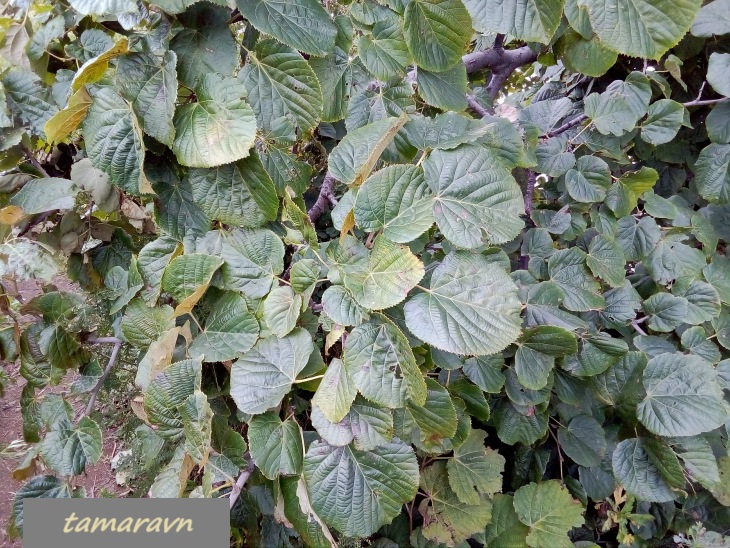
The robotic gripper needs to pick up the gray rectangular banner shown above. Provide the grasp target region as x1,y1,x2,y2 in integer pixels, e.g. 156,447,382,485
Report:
24,498,230,548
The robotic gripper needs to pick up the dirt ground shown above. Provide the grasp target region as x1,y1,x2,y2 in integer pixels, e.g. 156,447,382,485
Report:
0,279,125,546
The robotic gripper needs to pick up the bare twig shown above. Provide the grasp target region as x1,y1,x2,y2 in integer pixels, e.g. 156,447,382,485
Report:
683,97,730,107
86,336,124,344
493,33,505,50
544,114,589,138
307,173,337,222
83,339,122,417
20,144,49,177
631,320,648,336
229,452,256,509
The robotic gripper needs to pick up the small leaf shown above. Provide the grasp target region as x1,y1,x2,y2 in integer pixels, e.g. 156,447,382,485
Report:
513,480,585,548
248,412,304,479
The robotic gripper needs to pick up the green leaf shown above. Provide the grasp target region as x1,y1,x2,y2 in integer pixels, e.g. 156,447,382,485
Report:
404,112,493,150
407,378,457,443
329,115,408,187
484,494,530,548
312,358,357,423
419,461,492,546
116,51,177,146
311,396,394,450
343,235,424,310
708,53,730,97
143,358,202,439
171,4,238,87
10,178,78,214
463,0,564,43
584,92,637,136
691,0,730,36
447,429,505,505
161,253,224,316
557,30,618,78
263,286,302,338
240,39,323,141
343,315,427,408
40,416,102,476
416,64,469,112
189,292,259,361
548,247,606,311
197,228,285,298
280,476,337,548
403,0,472,72
303,438,419,538
463,355,505,393
309,48,369,123
557,415,606,467
637,353,727,437
321,285,370,327
513,480,585,548
493,400,548,445
612,438,679,502
2,70,58,136
83,88,149,194
230,328,313,414
405,251,522,355
581,0,702,59
235,0,337,57
695,144,730,204
69,0,137,14
172,74,256,168
137,236,180,303
120,299,175,348
178,391,213,463
152,174,210,242
641,99,686,145
11,475,78,536
248,412,304,479
515,347,554,391
190,154,278,228
357,14,411,80
565,155,612,203
586,235,626,288
706,102,730,144
677,280,721,324
423,145,524,248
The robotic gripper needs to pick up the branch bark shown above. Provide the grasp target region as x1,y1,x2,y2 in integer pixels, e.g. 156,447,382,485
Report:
229,452,256,509
466,94,490,118
307,172,337,222
545,114,589,138
21,144,49,177
463,45,539,100
83,339,122,417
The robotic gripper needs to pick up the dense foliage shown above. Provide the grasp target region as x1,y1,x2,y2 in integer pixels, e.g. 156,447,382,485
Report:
1,0,730,545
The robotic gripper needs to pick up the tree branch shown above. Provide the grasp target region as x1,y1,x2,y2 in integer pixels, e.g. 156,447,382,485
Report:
307,172,337,222
683,97,730,107
463,45,539,100
20,144,49,177
466,94,490,118
229,452,255,509
544,114,589,138
523,170,537,217
82,339,122,417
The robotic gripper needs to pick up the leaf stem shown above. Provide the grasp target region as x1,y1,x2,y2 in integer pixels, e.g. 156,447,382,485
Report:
229,452,255,509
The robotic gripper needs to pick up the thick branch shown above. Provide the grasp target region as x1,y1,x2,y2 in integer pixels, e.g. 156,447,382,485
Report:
464,45,539,100
83,339,122,417
307,173,337,222
229,452,255,509
524,170,537,217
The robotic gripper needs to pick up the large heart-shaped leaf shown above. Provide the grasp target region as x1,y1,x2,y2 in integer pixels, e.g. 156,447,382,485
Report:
404,251,522,355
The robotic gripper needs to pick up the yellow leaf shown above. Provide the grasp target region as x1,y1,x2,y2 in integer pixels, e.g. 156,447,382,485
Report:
0,205,24,225
44,87,92,144
71,38,129,92
339,209,355,243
